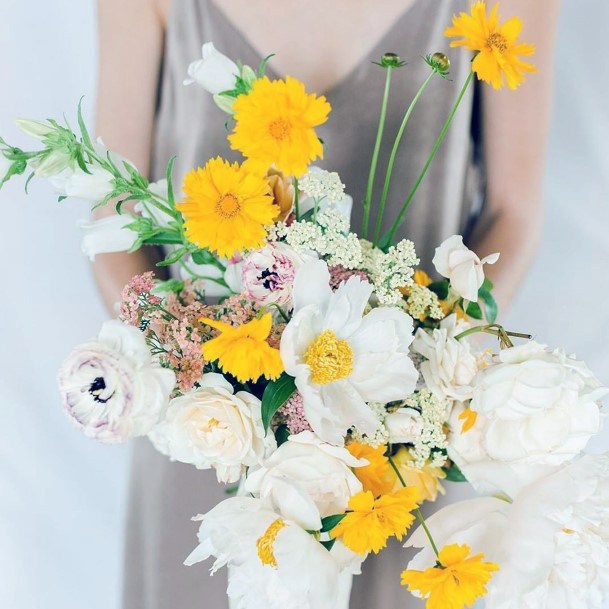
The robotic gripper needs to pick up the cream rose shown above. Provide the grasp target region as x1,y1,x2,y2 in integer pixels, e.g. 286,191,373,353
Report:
58,320,175,443
149,373,273,483
244,431,364,529
448,341,607,496
384,407,424,444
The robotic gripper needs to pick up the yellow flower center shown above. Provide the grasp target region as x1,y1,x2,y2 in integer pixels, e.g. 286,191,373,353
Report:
268,118,292,141
256,519,286,568
304,330,354,385
215,193,241,218
487,32,508,53
206,417,222,429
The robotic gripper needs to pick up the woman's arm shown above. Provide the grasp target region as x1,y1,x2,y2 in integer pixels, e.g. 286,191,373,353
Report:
93,0,170,313
470,0,560,313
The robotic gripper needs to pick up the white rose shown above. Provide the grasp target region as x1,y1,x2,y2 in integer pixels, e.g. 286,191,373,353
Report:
412,315,479,403
78,214,140,260
149,373,273,483
57,320,175,443
241,243,315,310
244,431,364,530
448,341,607,496
184,42,240,94
432,235,499,301
385,407,424,444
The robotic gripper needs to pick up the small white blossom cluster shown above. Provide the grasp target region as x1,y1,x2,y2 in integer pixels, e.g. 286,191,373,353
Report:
270,209,363,269
400,389,448,468
361,239,419,306
404,284,445,321
299,169,346,204
350,402,389,447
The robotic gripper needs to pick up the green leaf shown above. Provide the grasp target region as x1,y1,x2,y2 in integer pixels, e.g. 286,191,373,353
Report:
77,97,93,149
157,246,190,267
152,278,185,295
427,280,449,300
481,277,494,292
261,373,296,431
320,514,346,532
443,462,467,482
320,539,337,552
165,156,177,207
274,424,290,447
465,301,483,320
478,288,498,323
191,248,218,266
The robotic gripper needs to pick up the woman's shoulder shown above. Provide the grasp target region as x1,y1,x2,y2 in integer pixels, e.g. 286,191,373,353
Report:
153,0,172,27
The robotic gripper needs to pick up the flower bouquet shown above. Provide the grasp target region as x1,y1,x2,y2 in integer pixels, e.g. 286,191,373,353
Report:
2,3,608,608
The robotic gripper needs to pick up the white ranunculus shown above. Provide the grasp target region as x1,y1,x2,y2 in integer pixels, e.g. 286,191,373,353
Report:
78,214,140,260
412,314,479,403
406,455,609,609
57,320,175,443
241,243,315,310
149,373,273,483
184,42,240,94
448,341,607,497
385,407,424,444
244,431,364,530
280,259,419,445
432,235,499,301
185,496,362,609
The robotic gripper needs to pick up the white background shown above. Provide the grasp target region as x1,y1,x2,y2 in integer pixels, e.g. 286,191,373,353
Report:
0,1,607,608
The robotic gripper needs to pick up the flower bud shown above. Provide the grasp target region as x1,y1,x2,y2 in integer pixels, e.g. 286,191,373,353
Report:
15,118,54,140
184,42,240,94
379,52,405,68
426,52,451,77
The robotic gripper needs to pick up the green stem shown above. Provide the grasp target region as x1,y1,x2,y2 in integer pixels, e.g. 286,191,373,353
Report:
372,70,436,246
294,177,300,220
454,323,532,344
382,70,475,248
387,452,440,558
362,66,394,239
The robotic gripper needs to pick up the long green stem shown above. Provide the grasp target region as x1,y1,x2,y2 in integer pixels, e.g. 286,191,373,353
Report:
454,323,532,344
362,67,394,239
387,452,440,558
372,70,436,246
381,70,475,248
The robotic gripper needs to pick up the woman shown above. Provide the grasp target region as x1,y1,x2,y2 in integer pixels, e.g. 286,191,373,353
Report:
94,0,559,607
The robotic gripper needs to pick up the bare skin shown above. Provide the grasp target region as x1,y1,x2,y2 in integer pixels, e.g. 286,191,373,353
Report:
95,0,559,313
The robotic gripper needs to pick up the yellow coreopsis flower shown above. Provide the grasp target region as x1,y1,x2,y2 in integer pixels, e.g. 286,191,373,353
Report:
228,76,331,177
445,2,536,90
391,447,446,503
331,488,420,555
201,314,284,383
178,157,278,258
401,543,498,609
347,442,394,497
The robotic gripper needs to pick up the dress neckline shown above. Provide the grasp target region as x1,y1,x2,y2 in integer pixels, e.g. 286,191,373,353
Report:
205,0,426,97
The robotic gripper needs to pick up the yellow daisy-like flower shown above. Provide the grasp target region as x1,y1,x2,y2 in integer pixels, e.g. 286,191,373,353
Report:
178,157,278,258
391,447,446,503
228,76,331,177
347,442,394,497
445,2,536,90
201,314,284,383
401,543,499,609
331,488,420,555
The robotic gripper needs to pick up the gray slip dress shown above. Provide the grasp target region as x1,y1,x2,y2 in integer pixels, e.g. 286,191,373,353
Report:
123,1,483,607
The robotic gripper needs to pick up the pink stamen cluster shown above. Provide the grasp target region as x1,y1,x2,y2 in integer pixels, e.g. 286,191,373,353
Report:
328,264,369,291
278,392,312,434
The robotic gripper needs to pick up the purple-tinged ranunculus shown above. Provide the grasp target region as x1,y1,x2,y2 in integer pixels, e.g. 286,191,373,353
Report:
58,320,175,443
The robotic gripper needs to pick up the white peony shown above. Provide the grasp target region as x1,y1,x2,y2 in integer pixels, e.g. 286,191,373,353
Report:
78,214,140,260
280,259,419,445
244,431,364,529
406,455,609,609
449,341,607,496
149,373,273,484
57,320,175,443
432,235,499,301
185,496,362,609
241,242,315,310
384,407,424,444
184,42,240,94
412,314,479,403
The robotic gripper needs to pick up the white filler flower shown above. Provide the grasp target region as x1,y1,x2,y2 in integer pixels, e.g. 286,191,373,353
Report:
280,259,418,445
185,496,361,609
244,431,364,530
149,373,272,484
433,235,499,301
58,320,175,443
184,42,240,94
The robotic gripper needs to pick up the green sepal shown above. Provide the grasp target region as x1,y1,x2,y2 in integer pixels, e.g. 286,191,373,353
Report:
443,462,467,482
465,301,483,320
427,280,449,300
261,373,296,432
320,514,346,532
